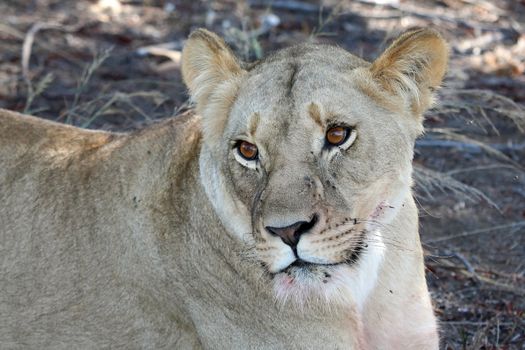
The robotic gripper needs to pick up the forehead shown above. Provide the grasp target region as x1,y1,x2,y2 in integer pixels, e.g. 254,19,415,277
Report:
228,44,371,133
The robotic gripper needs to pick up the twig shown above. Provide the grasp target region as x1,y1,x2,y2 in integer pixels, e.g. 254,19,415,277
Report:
446,164,518,176
424,128,525,170
425,222,525,244
428,250,480,281
353,0,502,30
452,252,477,277
416,140,525,153
137,47,181,65
21,23,45,112
427,259,525,295
413,165,499,209
475,76,525,91
472,273,525,296
15,21,87,67
438,89,525,133
248,0,321,13
442,321,512,326
21,23,46,84
22,23,58,113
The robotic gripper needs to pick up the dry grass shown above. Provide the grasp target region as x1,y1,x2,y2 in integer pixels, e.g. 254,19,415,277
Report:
64,48,112,124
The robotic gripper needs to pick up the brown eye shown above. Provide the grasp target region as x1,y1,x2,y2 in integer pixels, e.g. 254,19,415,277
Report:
326,126,350,146
237,141,258,161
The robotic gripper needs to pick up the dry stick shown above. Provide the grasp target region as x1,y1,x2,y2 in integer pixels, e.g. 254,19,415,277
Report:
424,128,525,171
0,22,56,52
413,165,499,209
446,164,518,176
428,259,525,296
20,21,91,113
430,250,479,280
17,22,85,67
136,46,182,66
495,317,500,348
478,106,500,136
440,89,525,132
428,251,524,282
426,222,525,244
21,23,48,113
467,272,525,296
353,0,502,30
247,0,320,13
443,321,513,326
416,140,525,153
475,76,525,92
21,23,45,84
458,0,506,15
452,252,477,277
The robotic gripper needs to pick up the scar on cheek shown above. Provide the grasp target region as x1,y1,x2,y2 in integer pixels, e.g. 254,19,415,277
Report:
369,200,395,219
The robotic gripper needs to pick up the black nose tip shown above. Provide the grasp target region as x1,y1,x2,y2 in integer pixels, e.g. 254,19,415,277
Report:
266,214,318,248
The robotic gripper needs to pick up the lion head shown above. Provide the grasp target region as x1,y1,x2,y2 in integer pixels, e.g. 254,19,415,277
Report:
181,28,447,306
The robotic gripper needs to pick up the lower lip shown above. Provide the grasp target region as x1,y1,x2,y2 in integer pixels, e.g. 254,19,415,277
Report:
286,237,365,272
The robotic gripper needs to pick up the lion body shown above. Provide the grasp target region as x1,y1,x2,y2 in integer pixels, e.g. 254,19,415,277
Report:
0,110,361,349
1,28,447,349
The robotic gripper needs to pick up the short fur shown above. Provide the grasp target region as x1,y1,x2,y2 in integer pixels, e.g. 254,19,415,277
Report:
1,28,448,349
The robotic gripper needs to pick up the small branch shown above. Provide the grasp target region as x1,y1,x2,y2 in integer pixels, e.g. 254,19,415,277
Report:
425,222,525,244
427,258,525,296
248,0,321,13
136,45,182,66
442,321,513,326
446,164,518,176
452,252,477,277
353,0,502,30
416,140,525,153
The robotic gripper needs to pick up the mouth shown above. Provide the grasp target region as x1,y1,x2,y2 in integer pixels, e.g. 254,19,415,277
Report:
280,241,366,275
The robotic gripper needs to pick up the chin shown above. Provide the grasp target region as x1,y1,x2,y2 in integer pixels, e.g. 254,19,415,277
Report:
270,239,386,310
272,263,356,308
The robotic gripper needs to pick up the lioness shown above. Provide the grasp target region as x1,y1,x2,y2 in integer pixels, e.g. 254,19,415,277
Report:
0,28,447,349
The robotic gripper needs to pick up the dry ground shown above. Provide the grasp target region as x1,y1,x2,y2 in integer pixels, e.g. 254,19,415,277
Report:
1,0,524,348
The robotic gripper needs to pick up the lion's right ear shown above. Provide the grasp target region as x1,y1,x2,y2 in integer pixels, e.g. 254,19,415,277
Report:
181,29,244,111
369,28,448,117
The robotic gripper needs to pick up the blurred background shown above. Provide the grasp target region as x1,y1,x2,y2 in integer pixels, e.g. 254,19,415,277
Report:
0,0,524,348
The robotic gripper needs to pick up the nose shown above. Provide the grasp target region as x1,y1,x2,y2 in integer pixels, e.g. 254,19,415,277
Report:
266,215,318,248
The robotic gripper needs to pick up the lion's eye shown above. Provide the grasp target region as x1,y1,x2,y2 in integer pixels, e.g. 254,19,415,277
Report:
237,141,258,161
326,126,350,146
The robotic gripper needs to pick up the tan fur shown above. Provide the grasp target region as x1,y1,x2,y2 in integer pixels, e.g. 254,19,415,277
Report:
1,28,448,349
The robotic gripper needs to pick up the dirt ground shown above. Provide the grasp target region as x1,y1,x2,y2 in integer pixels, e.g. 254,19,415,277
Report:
1,0,524,348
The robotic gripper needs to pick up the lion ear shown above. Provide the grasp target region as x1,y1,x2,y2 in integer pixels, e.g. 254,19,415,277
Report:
181,29,244,110
370,28,449,115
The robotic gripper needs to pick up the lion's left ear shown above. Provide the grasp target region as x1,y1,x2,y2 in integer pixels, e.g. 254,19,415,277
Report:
370,28,449,115
182,29,246,143
181,29,245,110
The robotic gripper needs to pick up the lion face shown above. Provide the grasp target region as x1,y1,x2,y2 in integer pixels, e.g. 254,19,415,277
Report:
182,29,448,306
